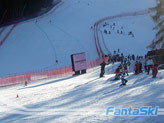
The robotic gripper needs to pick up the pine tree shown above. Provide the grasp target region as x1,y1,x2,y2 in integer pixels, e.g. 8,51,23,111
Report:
0,0,53,25
150,0,164,49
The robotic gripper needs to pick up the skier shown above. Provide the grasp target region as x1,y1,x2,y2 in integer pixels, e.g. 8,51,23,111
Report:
128,55,130,60
152,64,158,78
100,61,107,78
128,54,132,61
124,59,130,76
120,69,128,86
111,56,115,64
118,49,120,53
116,54,120,62
120,53,124,63
134,61,139,75
128,31,132,35
108,54,111,64
138,62,143,73
114,66,121,80
104,29,107,34
132,54,135,61
146,58,154,75
114,50,116,55
25,77,28,86
144,62,148,72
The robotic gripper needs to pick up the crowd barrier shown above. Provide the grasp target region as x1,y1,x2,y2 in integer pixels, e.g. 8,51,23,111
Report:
0,58,103,87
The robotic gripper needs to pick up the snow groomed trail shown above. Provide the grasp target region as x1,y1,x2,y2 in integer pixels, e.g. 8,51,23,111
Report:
0,64,164,123
0,1,74,87
93,9,155,56
0,0,109,87
0,4,155,87
0,0,164,122
0,0,156,80
0,0,63,48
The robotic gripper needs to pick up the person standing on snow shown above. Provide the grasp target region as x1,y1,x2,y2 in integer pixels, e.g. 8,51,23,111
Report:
152,64,158,78
120,69,128,86
114,66,121,80
138,62,143,73
144,62,148,72
134,61,139,75
120,53,124,64
124,60,130,76
146,58,154,75
100,60,107,78
132,54,135,61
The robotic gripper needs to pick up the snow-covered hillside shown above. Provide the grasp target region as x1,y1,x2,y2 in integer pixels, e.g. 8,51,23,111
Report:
0,0,156,77
0,63,164,122
99,14,156,56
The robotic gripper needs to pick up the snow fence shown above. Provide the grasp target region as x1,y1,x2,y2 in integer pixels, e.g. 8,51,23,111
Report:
0,58,103,87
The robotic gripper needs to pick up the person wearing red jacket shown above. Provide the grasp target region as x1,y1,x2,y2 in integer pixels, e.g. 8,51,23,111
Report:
114,66,121,80
134,61,139,75
152,64,158,78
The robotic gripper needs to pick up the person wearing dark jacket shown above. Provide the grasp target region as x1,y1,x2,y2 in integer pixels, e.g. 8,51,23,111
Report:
138,62,143,73
144,62,148,72
100,61,107,78
134,61,139,75
132,54,135,61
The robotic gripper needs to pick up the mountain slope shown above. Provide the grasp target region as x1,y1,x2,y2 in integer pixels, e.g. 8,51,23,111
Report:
0,0,156,77
0,63,164,122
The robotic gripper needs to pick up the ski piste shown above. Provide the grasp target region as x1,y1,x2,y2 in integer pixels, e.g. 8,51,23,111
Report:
0,0,164,123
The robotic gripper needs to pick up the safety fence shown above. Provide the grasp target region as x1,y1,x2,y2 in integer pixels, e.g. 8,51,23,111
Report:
0,58,103,87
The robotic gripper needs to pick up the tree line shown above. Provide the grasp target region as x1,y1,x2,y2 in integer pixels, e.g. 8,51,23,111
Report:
150,0,164,49
0,0,53,24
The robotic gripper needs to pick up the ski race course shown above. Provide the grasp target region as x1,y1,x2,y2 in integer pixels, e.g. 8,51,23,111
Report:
0,64,164,122
1,0,164,122
93,9,155,57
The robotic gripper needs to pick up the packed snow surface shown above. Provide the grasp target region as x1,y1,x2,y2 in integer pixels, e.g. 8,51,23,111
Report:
0,0,156,77
1,0,163,122
0,64,164,122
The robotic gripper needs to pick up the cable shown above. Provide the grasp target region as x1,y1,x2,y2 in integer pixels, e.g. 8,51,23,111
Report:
52,24,86,50
35,22,58,65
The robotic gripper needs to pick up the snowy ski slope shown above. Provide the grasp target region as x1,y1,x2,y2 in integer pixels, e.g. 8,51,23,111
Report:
1,0,164,122
0,0,156,77
0,63,164,122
